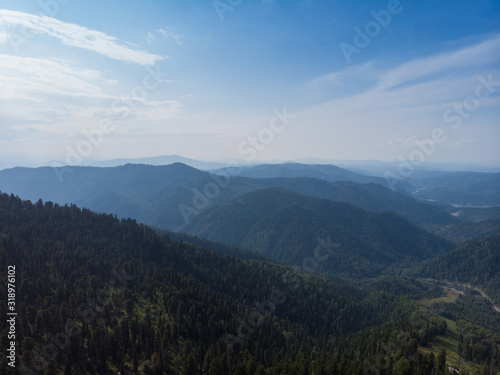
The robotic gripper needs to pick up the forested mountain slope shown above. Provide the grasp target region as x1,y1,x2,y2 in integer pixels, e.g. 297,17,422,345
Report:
410,235,500,302
255,177,456,226
0,193,497,374
180,188,454,277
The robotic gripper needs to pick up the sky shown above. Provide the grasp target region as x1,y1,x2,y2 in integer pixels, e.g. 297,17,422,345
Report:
0,0,499,168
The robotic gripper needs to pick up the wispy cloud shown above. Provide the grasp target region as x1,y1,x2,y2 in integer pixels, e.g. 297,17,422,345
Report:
376,34,500,91
145,27,182,46
0,54,182,135
306,33,500,109
0,10,165,65
157,27,182,45
442,139,478,149
0,55,111,137
383,137,420,149
308,34,500,93
146,32,155,44
307,62,374,86
93,99,182,122
0,54,109,101
287,34,500,161
0,32,7,44
376,137,478,150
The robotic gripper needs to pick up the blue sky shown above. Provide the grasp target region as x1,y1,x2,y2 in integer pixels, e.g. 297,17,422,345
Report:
0,0,499,168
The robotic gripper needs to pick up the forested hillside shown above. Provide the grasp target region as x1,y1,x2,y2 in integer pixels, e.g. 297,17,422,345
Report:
180,188,454,277
1,192,490,374
428,220,500,244
410,235,500,302
254,178,456,226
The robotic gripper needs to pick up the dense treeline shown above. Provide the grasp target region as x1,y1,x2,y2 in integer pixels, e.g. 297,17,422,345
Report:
437,293,500,332
427,219,500,244
458,320,500,366
410,235,500,302
0,193,496,374
159,230,270,262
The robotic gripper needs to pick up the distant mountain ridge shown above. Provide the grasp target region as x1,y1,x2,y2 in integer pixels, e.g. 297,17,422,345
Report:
406,170,500,206
84,154,227,170
254,177,456,226
217,163,500,206
0,163,250,229
0,163,458,231
214,162,409,189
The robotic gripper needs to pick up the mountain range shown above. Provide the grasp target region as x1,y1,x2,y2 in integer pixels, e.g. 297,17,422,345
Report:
1,179,499,374
1,162,498,243
0,160,499,373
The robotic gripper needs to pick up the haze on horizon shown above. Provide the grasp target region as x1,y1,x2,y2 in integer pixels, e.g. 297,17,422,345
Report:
0,0,499,168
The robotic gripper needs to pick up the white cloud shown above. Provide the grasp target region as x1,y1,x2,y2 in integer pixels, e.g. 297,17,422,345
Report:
0,54,109,101
0,55,111,139
0,54,182,137
0,10,165,65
